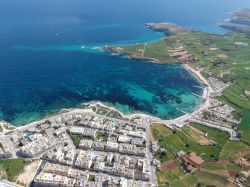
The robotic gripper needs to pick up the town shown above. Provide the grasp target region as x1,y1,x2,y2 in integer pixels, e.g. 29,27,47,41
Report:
0,10,250,187
0,108,158,187
0,71,249,186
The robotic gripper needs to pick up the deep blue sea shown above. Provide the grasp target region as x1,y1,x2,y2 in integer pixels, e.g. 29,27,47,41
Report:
0,0,250,125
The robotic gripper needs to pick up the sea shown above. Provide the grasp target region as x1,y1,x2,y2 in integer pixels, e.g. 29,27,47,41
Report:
0,0,250,126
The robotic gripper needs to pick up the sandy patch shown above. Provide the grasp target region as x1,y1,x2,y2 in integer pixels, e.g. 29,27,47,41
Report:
198,139,213,145
17,160,40,186
148,127,155,143
244,90,250,97
209,47,218,51
217,54,228,59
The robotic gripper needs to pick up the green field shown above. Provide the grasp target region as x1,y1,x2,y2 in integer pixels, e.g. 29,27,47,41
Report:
151,123,173,139
201,161,241,173
109,30,250,82
159,128,224,161
245,176,250,187
170,171,231,187
191,123,229,147
170,174,197,187
195,171,231,186
0,158,26,181
157,167,185,185
118,39,175,63
219,141,249,159
226,163,242,172
220,80,250,142
151,124,176,162
201,162,227,171
239,109,250,142
151,123,246,186
151,124,230,162
221,80,250,110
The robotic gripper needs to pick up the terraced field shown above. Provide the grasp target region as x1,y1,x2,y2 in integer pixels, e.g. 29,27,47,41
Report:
220,80,250,141
151,123,247,187
221,80,250,110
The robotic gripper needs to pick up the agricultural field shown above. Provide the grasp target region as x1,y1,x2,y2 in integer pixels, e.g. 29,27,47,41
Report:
220,78,250,142
177,32,250,80
151,123,173,139
151,123,175,162
170,174,197,187
191,123,229,147
221,80,250,111
157,166,185,186
219,141,249,159
154,125,226,162
169,170,233,187
195,171,231,187
240,109,250,142
151,123,247,186
200,160,242,183
107,29,250,82
151,124,228,161
113,39,176,63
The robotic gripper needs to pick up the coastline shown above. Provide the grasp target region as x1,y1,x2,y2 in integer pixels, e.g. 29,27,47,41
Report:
0,59,208,130
2,61,210,132
182,64,209,86
0,24,211,130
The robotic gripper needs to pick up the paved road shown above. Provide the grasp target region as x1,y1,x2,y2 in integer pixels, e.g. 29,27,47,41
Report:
145,123,158,187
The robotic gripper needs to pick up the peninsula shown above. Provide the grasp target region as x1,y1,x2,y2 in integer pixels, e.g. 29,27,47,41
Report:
219,8,250,35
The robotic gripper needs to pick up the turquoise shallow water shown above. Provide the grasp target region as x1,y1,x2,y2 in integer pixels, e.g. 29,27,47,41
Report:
0,0,250,125
0,47,203,125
